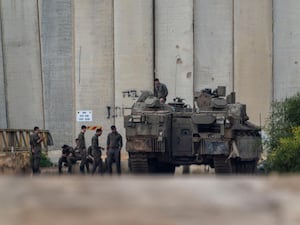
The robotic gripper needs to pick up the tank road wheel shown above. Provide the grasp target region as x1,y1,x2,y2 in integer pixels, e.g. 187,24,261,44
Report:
213,155,232,174
128,152,149,174
233,160,257,174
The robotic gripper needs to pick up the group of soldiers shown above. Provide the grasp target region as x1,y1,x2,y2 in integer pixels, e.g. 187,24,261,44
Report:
29,79,167,175
58,125,123,175
29,125,123,175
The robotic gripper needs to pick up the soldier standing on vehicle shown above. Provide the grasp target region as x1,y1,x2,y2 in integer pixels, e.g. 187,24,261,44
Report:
106,125,123,175
154,78,168,104
30,126,45,174
91,128,103,174
78,125,87,173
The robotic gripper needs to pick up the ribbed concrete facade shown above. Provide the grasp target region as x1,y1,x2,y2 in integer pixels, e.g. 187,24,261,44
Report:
194,0,233,94
39,0,74,147
114,0,153,139
1,0,44,129
0,12,6,128
74,0,114,146
155,0,194,106
0,0,300,148
273,0,300,100
234,0,273,125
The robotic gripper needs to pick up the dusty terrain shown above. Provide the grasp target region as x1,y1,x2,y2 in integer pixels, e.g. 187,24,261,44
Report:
1,150,300,225
44,150,214,175
0,175,300,225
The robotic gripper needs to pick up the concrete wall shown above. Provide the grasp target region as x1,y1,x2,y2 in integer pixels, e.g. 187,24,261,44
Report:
0,13,7,128
273,0,300,100
2,0,300,146
155,0,194,106
194,0,233,94
114,0,154,139
74,0,114,146
39,0,74,148
234,0,273,125
0,0,44,129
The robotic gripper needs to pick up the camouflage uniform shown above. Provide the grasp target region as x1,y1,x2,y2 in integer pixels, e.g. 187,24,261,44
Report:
154,82,168,102
78,131,87,173
91,134,103,174
58,145,76,174
73,145,81,160
30,133,42,174
106,132,123,174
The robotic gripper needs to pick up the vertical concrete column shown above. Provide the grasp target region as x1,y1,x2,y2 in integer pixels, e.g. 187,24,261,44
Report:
194,0,233,94
39,0,74,148
0,0,44,129
274,0,300,100
234,0,272,125
74,0,114,145
155,0,194,106
114,0,153,139
0,14,7,128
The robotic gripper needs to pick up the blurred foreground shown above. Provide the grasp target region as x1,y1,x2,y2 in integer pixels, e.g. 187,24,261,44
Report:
0,175,300,225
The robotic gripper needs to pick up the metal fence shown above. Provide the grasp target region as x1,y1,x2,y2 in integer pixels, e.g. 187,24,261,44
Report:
0,129,53,152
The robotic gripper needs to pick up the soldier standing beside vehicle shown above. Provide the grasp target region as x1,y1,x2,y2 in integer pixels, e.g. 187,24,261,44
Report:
30,126,45,174
106,125,123,175
58,144,76,174
154,78,168,104
78,125,87,173
91,128,103,174
73,138,81,162
86,145,93,172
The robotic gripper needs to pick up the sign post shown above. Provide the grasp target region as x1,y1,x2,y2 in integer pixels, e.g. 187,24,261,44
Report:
76,110,93,122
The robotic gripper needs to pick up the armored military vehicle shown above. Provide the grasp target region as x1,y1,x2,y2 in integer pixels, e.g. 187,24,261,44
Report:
124,87,262,174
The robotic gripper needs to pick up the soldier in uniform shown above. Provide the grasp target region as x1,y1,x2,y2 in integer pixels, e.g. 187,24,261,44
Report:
86,145,93,173
58,144,76,174
73,138,82,161
91,128,103,174
78,125,87,173
106,125,123,175
30,126,45,174
154,78,168,104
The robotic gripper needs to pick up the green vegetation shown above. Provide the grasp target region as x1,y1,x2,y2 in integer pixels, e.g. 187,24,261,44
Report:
265,93,300,173
268,126,300,172
40,152,53,167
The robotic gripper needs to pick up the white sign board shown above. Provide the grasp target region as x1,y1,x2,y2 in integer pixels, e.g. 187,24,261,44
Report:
77,110,92,122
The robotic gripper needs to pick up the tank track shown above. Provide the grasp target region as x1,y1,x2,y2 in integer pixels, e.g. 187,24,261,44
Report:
213,155,232,174
129,152,149,173
232,160,257,174
231,130,259,174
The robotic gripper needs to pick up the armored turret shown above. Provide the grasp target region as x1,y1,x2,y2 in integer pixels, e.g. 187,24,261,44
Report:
124,87,262,174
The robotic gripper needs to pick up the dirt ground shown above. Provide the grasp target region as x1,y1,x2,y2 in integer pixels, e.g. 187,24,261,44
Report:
2,150,300,225
0,175,300,225
45,150,214,175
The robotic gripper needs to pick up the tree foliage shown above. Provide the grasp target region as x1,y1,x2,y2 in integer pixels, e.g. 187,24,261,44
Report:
265,93,300,172
40,152,53,167
264,101,292,151
268,126,300,172
285,93,300,126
